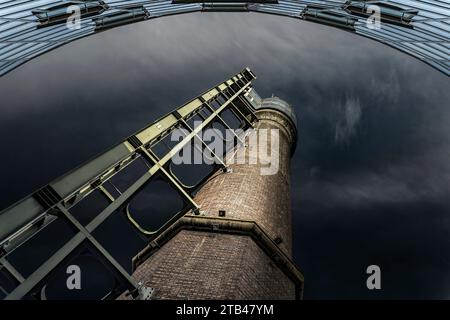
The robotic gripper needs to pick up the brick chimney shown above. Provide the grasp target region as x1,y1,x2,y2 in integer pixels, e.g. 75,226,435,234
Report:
126,95,303,299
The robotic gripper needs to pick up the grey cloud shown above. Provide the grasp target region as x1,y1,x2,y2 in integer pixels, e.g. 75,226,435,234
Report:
334,96,362,144
368,68,401,104
297,145,450,209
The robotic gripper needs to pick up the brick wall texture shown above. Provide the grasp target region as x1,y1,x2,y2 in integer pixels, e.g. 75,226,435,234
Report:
128,107,297,299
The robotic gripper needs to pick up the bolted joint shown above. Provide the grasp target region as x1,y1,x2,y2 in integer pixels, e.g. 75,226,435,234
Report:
222,166,233,174
132,282,154,300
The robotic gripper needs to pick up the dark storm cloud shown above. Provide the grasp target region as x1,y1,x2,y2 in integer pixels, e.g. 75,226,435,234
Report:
299,145,450,207
0,13,449,298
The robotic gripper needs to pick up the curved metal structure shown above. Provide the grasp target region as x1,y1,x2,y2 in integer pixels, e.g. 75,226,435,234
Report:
0,0,449,76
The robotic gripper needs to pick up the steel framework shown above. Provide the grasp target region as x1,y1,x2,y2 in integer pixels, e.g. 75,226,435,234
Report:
0,0,448,76
0,67,264,300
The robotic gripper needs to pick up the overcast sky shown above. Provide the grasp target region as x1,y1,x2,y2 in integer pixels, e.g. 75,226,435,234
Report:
0,13,449,299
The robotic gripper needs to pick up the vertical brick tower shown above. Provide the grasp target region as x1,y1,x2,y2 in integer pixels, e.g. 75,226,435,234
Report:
129,93,303,299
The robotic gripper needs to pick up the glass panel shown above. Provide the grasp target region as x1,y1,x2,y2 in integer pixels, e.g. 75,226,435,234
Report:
209,99,221,110
0,268,19,296
25,245,120,300
102,181,121,199
127,178,187,234
220,108,243,130
170,139,217,188
69,189,111,226
7,218,76,277
92,209,147,272
150,127,187,159
108,157,149,193
211,120,238,153
186,113,204,130
216,94,227,105
199,107,213,119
